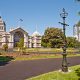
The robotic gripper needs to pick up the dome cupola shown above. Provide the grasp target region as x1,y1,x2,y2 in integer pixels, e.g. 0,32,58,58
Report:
32,31,41,37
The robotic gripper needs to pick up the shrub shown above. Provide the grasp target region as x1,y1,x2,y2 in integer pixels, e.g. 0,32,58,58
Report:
3,44,8,51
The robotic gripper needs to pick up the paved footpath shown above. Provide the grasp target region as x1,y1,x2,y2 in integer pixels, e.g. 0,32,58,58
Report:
0,56,80,80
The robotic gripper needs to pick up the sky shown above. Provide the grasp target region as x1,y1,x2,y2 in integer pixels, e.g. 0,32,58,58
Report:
0,0,80,36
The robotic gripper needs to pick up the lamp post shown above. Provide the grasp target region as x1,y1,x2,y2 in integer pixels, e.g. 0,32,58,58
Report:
59,8,69,72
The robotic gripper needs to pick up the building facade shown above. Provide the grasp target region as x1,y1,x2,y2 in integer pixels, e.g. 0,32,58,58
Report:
0,16,41,48
73,24,80,41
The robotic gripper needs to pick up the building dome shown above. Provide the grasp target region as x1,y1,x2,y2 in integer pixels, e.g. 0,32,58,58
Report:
32,31,41,37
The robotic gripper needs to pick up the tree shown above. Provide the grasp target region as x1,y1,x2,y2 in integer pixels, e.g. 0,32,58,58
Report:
3,44,8,51
17,38,24,52
41,27,64,48
76,20,80,27
66,37,80,48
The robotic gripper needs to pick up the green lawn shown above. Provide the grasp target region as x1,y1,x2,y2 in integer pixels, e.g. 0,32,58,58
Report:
14,53,80,61
0,48,80,61
14,48,79,53
26,65,80,80
13,48,80,61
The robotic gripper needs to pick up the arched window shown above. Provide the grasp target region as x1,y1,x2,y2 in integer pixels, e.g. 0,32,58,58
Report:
14,31,24,47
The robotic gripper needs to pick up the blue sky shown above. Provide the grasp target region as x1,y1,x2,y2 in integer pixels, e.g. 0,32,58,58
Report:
0,0,80,36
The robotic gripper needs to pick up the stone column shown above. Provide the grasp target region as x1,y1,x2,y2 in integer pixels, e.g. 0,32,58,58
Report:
33,36,37,48
2,34,6,46
8,34,14,48
28,36,32,48
24,34,28,47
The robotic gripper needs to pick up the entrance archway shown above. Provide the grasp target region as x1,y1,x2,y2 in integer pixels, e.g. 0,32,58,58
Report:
14,31,24,47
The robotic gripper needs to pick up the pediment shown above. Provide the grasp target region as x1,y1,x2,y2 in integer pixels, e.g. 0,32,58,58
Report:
9,27,28,35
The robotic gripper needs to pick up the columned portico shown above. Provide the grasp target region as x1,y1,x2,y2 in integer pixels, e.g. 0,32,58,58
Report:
9,27,28,48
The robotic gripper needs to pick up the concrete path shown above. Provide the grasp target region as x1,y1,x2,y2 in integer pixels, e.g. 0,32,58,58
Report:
0,56,80,80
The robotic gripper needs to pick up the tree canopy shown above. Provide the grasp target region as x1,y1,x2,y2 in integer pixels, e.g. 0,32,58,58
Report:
41,27,64,48
76,20,80,27
41,27,80,48
3,44,8,51
17,38,24,49
66,37,80,48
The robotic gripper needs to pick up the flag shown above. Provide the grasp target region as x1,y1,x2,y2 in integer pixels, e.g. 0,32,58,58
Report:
20,19,23,21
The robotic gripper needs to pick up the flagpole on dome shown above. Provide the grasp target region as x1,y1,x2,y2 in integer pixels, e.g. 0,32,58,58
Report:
36,24,38,32
18,18,23,28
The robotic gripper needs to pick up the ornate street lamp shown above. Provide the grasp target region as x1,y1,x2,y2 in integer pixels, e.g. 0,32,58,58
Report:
59,8,69,72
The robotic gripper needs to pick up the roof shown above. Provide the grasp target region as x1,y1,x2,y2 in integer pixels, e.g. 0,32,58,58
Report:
32,31,41,37
9,27,28,34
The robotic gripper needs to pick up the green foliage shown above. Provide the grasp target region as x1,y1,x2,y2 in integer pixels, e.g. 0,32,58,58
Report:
76,20,80,27
42,27,80,48
17,38,24,52
22,46,27,54
0,56,14,62
75,68,80,80
17,38,24,49
66,37,80,48
41,41,47,47
3,44,8,51
27,65,80,80
41,27,63,48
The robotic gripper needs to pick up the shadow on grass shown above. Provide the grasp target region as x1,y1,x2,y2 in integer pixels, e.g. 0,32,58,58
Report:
75,68,80,80
0,56,14,66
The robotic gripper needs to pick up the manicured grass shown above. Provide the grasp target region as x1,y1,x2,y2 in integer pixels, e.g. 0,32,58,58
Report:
13,53,80,61
26,65,80,80
0,48,80,61
14,48,79,53
14,54,61,61
12,48,80,61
